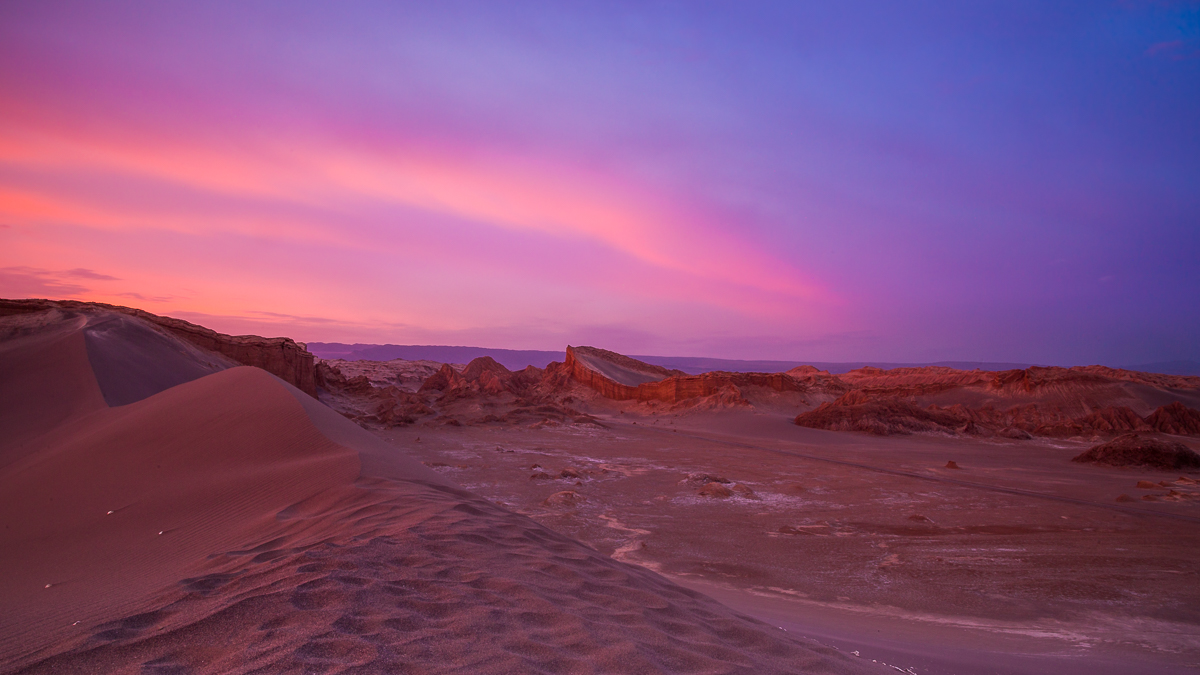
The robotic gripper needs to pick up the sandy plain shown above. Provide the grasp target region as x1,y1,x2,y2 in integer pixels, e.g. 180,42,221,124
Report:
374,408,1200,674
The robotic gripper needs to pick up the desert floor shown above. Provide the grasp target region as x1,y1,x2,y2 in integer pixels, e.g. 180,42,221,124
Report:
2,311,892,674
378,409,1200,674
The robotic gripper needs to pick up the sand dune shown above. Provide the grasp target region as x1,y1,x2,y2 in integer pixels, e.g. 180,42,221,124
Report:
0,308,878,673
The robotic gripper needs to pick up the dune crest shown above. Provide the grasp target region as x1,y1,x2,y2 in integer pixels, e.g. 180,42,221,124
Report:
1,299,317,396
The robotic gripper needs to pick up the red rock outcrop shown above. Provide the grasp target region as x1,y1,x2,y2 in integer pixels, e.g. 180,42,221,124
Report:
789,362,1200,437
1145,402,1200,435
794,396,1194,438
1079,406,1152,434
415,357,560,407
838,366,992,389
461,356,511,382
1072,433,1200,471
318,361,434,426
698,482,734,498
420,357,526,398
507,365,548,398
564,346,833,405
314,357,443,391
419,363,471,393
987,366,1200,393
0,299,317,396
564,346,684,400
795,395,971,436
641,371,805,404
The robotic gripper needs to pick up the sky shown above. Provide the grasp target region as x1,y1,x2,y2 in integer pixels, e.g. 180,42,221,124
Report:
1,1,1198,364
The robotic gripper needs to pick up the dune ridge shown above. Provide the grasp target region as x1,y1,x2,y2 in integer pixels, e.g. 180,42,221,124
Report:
0,299,317,396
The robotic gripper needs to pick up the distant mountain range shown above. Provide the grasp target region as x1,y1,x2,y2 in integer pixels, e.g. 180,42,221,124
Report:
306,343,1200,377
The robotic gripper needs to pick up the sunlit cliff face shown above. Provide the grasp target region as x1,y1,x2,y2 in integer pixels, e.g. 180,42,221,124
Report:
1,2,1197,363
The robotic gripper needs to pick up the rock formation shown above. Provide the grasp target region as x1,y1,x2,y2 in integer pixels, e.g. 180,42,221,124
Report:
317,361,434,426
1072,434,1200,471
419,362,473,395
315,357,445,392
698,482,734,498
418,356,549,402
0,299,317,396
794,394,969,436
542,490,583,507
1145,402,1200,435
1078,406,1152,434
312,343,1200,439
563,345,842,405
792,364,1200,438
564,346,686,400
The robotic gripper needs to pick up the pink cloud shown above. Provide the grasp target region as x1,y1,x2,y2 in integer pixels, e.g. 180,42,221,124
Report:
0,94,840,343
0,266,94,298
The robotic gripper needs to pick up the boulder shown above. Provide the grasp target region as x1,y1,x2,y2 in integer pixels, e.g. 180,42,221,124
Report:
730,483,756,497
542,491,583,508
698,482,734,498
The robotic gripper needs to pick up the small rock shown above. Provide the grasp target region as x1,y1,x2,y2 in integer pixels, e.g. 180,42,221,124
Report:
686,473,730,485
530,472,552,481
945,461,961,470
542,491,582,507
907,514,933,523
1142,494,1158,501
698,482,734,498
1136,480,1159,489
731,483,756,497
560,467,582,479
1115,494,1135,503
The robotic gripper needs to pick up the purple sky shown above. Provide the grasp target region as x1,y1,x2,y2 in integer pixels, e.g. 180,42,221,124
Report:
1,1,1198,364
